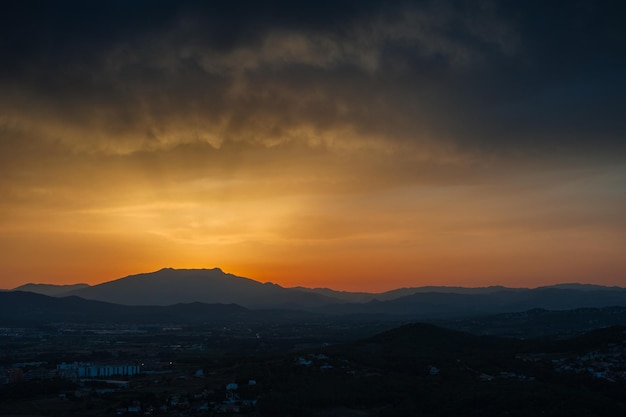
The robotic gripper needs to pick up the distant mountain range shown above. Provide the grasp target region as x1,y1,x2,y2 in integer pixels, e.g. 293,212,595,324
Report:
12,282,90,296
4,290,626,339
7,268,626,317
319,287,626,317
0,291,320,326
12,268,517,308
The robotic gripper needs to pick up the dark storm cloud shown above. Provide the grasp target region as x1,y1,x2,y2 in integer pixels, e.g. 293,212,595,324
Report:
1,0,625,158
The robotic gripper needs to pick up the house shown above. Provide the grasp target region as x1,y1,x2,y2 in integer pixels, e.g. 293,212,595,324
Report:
5,368,24,383
296,357,312,366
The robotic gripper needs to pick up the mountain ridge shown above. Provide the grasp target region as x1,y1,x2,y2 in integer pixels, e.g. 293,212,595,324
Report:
57,267,339,308
11,282,91,296
4,291,626,337
7,268,626,312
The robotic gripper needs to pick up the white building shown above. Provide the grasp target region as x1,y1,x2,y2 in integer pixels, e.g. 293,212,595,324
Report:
57,362,141,378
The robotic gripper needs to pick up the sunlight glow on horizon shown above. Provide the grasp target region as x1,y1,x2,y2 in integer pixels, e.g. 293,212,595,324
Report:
1,138,624,291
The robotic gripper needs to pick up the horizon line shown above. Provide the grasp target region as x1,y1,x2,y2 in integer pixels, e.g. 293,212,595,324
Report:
4,266,625,293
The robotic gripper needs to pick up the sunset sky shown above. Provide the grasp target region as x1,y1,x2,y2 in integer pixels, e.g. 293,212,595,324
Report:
1,1,625,291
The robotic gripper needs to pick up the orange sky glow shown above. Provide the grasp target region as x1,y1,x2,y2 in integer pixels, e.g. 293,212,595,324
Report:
1,2,625,292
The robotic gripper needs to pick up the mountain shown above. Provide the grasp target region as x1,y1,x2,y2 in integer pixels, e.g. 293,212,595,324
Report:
340,322,520,363
60,267,343,308
438,306,626,338
539,283,625,291
4,289,626,339
17,268,534,309
291,285,517,303
0,291,283,325
260,323,626,416
320,287,626,318
10,267,626,314
11,282,90,296
289,286,375,303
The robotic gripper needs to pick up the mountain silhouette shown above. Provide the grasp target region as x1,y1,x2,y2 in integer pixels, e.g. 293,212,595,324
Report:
12,282,90,296
9,268,626,314
0,291,258,325
58,268,341,308
321,287,626,317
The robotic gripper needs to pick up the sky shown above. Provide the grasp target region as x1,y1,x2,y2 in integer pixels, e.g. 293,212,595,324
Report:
1,1,625,291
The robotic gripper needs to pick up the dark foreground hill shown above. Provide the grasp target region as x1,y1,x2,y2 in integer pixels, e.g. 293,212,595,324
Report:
253,323,626,416
439,306,626,338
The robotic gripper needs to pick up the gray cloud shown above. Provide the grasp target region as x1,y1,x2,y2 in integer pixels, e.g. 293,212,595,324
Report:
1,1,624,168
